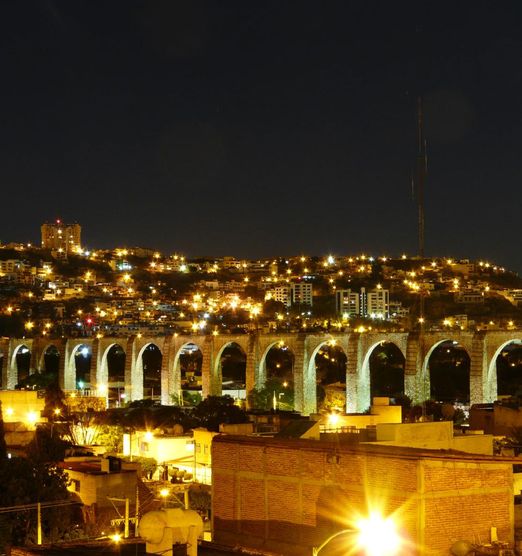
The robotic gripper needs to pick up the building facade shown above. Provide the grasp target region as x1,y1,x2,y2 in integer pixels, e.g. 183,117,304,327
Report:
41,220,81,253
336,287,389,319
212,435,514,555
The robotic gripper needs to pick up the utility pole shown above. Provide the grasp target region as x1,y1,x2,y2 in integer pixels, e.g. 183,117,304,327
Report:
37,502,42,545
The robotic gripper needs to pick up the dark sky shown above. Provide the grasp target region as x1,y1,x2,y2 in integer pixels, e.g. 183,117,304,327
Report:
1,2,521,270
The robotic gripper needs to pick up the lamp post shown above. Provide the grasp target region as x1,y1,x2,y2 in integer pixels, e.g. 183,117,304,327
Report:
312,511,402,556
312,529,355,556
160,488,169,508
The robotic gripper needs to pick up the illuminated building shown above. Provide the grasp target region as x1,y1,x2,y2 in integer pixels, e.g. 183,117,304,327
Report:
41,219,81,254
271,282,313,308
336,287,389,319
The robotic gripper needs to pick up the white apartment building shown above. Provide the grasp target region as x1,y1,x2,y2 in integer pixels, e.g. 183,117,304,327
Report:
363,287,390,319
291,282,312,307
335,289,360,317
269,282,313,308
270,285,291,307
336,287,390,319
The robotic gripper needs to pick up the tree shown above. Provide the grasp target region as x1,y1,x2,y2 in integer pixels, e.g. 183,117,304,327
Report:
248,379,294,411
42,381,69,421
193,396,248,431
0,455,71,547
26,426,70,464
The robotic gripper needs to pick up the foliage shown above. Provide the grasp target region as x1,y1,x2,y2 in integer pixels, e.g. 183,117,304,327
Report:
0,455,71,547
181,390,202,406
42,381,69,421
188,485,211,514
99,404,198,433
248,379,294,411
17,370,57,391
170,390,203,407
318,383,345,412
95,425,123,453
193,395,249,431
25,426,71,464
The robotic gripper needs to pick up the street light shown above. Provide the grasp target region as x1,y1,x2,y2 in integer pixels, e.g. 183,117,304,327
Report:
355,511,402,555
160,488,169,508
312,511,402,556
312,529,355,556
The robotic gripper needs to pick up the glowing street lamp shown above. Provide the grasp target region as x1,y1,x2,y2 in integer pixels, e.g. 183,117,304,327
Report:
355,511,402,556
312,511,402,556
160,488,169,508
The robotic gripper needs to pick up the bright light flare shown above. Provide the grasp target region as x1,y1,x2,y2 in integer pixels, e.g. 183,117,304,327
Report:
328,413,340,427
355,511,402,556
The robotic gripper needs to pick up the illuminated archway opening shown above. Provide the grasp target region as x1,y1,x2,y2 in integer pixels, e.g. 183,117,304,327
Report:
309,341,347,412
142,343,162,400
425,340,470,403
216,342,246,401
104,344,126,406
175,342,203,405
254,342,295,410
43,345,60,376
492,340,522,398
72,344,92,389
14,344,31,386
368,342,405,400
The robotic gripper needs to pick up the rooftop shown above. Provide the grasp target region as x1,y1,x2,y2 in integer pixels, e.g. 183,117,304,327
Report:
214,433,518,463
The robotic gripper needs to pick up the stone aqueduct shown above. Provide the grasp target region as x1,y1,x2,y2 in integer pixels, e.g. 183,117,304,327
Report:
0,330,521,415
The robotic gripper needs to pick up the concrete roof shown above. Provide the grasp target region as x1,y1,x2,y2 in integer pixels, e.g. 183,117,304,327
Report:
213,434,520,464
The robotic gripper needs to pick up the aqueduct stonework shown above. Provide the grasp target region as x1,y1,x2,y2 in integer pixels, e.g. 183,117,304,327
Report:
0,330,520,415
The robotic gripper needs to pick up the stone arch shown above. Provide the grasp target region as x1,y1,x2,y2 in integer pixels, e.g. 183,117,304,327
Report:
135,342,163,401
214,341,247,401
38,344,61,375
170,342,204,405
257,340,295,410
307,340,348,413
422,339,471,403
99,343,126,405
10,344,31,387
259,341,295,382
487,338,522,401
68,343,92,389
360,340,406,412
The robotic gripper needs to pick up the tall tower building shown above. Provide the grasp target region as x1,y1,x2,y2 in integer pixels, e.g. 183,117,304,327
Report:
41,219,81,254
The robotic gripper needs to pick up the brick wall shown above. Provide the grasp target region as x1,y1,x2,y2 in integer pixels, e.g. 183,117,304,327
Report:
212,436,514,556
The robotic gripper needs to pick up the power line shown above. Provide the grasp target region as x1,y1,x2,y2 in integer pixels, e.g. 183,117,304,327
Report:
0,499,79,514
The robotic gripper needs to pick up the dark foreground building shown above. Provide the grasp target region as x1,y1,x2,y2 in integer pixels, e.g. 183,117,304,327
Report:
212,435,515,555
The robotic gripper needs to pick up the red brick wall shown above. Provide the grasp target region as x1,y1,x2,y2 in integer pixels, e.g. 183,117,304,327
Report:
212,437,514,556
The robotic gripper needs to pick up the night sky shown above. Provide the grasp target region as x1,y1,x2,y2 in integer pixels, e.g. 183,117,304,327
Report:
1,2,522,270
